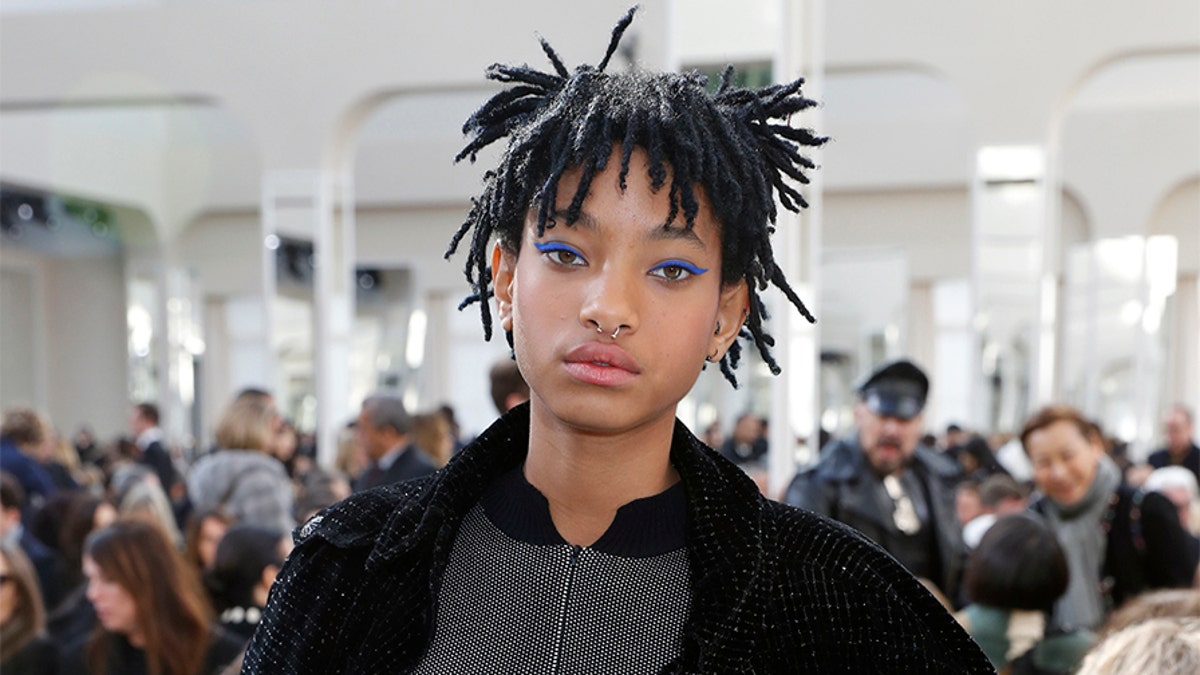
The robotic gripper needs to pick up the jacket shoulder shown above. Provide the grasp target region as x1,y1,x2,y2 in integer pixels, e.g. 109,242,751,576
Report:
295,474,436,549
758,500,993,672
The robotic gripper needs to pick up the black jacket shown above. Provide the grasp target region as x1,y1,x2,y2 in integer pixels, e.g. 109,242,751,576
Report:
352,444,437,492
783,434,966,603
1033,484,1197,610
244,405,992,673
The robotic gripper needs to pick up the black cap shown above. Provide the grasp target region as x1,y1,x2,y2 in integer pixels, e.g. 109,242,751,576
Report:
857,359,929,420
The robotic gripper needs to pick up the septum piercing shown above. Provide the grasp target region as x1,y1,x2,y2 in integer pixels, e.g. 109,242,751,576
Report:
595,324,621,339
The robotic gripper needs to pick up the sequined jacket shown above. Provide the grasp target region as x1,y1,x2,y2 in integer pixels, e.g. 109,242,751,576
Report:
243,405,993,674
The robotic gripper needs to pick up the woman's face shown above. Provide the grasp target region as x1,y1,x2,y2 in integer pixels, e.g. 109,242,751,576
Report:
198,516,228,570
0,552,16,626
492,147,747,437
1025,419,1103,507
83,555,139,637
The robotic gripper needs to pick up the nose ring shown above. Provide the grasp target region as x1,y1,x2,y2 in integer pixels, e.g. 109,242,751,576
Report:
595,323,621,339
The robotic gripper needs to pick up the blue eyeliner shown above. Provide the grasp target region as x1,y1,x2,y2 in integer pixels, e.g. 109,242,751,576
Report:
652,260,709,275
533,242,576,254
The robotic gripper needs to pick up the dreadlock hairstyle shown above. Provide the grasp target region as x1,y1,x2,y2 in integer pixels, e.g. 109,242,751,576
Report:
446,6,826,386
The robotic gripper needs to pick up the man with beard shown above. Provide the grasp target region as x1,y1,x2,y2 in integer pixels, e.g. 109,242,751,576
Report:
785,359,966,605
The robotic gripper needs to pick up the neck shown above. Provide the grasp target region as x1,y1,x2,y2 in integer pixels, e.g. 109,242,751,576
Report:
524,402,680,547
126,626,146,648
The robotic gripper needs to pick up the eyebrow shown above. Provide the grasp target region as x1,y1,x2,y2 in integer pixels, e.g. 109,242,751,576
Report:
550,209,707,250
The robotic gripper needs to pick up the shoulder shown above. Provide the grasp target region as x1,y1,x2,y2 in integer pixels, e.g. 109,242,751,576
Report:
758,500,992,670
799,436,863,482
915,445,961,479
294,474,437,550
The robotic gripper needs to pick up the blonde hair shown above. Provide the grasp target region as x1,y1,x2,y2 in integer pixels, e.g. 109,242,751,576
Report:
1101,589,1200,638
411,412,452,467
1076,617,1200,675
214,398,275,452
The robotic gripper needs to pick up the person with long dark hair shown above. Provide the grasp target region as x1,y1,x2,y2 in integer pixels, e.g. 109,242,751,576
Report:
63,520,241,675
1,540,58,674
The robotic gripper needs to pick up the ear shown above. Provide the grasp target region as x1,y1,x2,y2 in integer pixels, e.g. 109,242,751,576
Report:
261,564,280,589
708,280,749,362
491,243,517,333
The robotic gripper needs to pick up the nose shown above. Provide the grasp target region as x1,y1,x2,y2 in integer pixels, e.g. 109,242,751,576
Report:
579,263,639,338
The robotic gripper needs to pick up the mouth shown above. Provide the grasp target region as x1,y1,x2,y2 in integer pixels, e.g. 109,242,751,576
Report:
563,342,641,387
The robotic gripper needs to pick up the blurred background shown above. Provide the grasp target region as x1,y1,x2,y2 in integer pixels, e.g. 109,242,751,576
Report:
1,0,1197,487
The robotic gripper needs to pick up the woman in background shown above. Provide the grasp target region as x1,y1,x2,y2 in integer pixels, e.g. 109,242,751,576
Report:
956,513,1090,674
1021,405,1196,636
64,520,241,675
204,524,289,643
1,540,58,674
187,398,294,533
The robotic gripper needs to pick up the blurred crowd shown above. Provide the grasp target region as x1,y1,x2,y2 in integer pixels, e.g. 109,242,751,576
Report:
2,357,1198,674
0,385,463,675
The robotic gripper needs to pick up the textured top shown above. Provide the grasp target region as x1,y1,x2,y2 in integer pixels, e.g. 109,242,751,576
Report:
410,468,692,674
242,404,994,673
188,449,295,533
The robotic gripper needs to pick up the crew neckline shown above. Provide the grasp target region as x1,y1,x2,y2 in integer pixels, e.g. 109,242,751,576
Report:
480,465,687,557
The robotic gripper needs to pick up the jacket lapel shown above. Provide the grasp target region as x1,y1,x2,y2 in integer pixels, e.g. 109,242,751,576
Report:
670,421,771,671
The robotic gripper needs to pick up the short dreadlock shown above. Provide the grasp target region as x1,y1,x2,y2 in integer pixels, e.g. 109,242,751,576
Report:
445,6,825,386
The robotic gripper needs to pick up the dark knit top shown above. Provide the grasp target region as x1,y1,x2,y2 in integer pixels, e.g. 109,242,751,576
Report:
242,404,994,673
412,467,691,673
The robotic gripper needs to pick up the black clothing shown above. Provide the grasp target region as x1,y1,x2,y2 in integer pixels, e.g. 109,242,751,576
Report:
1,634,60,675
244,404,992,673
137,439,178,495
352,444,436,492
47,583,96,647
412,469,691,673
784,434,966,603
1033,484,1197,611
20,526,64,611
62,627,243,675
1147,441,1200,486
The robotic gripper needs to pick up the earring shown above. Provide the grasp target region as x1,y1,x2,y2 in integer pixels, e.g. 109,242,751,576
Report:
714,322,721,336
705,348,719,363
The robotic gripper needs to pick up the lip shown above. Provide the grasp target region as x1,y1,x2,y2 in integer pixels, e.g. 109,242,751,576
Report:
563,341,641,387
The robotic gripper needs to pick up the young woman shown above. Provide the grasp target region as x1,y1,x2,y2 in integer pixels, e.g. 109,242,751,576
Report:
63,520,242,675
244,8,991,673
1,541,58,674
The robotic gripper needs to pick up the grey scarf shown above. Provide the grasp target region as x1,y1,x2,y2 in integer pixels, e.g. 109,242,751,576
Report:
1038,455,1121,632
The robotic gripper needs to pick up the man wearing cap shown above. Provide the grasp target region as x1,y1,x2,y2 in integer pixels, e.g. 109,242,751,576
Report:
785,359,966,604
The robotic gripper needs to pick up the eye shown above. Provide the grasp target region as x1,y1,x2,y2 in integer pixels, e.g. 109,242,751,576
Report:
650,260,708,282
533,242,587,267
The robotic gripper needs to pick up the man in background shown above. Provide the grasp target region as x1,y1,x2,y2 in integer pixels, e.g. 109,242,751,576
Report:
1148,405,1199,487
353,393,436,492
785,359,966,604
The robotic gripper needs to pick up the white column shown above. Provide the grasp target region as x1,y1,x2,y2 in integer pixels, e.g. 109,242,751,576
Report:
768,0,824,496
261,169,355,469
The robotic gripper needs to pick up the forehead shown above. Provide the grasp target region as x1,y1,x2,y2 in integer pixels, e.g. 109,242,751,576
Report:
545,146,720,237
1027,420,1089,452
